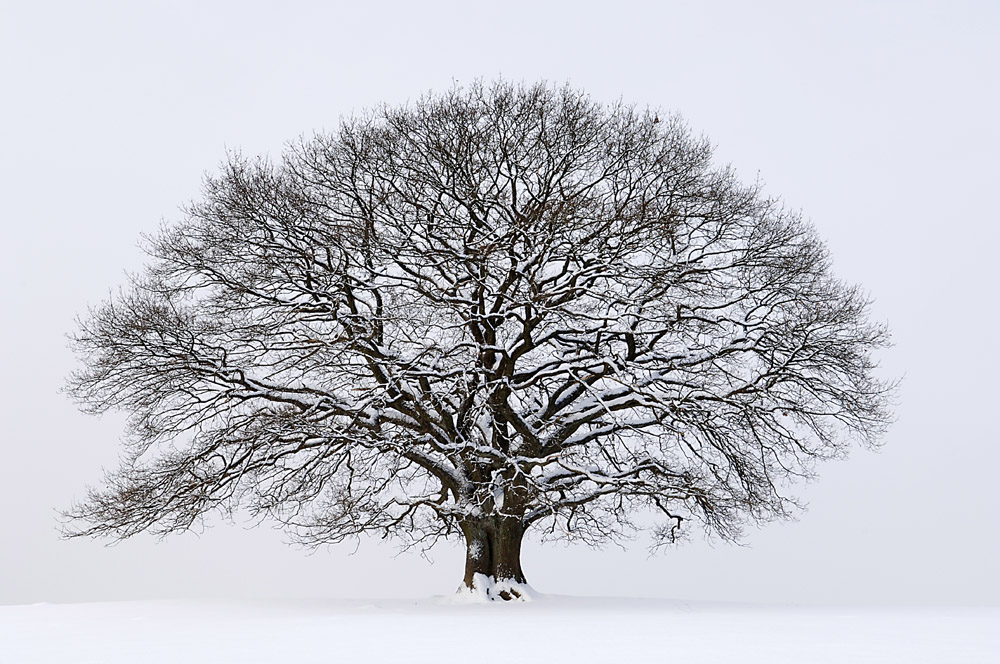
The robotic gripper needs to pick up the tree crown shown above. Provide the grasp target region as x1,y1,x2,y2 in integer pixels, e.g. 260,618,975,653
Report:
67,81,892,558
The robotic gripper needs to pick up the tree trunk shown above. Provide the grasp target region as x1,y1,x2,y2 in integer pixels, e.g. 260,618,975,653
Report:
461,517,528,600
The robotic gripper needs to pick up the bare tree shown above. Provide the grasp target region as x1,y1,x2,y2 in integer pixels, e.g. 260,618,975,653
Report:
66,81,892,600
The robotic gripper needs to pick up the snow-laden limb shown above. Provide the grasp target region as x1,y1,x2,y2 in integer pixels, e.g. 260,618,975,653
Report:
64,80,894,596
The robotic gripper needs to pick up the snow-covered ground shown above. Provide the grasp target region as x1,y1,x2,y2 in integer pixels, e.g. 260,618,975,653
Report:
2,596,997,663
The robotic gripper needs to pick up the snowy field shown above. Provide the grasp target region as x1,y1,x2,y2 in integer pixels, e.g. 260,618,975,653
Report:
2,596,996,663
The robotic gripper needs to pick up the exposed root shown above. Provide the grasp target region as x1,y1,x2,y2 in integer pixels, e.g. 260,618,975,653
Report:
454,573,538,603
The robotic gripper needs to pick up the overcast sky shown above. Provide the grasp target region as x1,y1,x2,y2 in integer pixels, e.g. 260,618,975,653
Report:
1,1,997,606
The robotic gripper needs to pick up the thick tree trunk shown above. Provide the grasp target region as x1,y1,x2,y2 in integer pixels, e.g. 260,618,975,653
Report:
460,517,528,601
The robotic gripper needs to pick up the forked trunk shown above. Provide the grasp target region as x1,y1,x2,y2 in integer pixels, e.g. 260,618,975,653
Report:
461,517,529,601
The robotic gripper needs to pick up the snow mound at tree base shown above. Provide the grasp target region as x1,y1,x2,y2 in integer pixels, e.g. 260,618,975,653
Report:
450,573,539,602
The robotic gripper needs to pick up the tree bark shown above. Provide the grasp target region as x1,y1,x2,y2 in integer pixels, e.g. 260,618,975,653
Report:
461,517,527,600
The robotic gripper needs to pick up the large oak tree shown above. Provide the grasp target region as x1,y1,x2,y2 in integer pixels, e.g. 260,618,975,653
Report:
67,81,892,600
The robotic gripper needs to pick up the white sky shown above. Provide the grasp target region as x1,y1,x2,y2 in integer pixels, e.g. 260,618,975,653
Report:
1,0,997,606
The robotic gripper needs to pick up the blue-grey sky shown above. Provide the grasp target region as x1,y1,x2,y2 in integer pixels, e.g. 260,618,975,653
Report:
1,0,997,606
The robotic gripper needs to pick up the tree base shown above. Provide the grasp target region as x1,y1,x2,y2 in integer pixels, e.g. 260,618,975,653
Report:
455,573,538,603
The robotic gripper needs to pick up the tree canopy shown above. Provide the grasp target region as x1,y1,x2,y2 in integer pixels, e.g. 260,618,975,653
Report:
67,81,892,600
